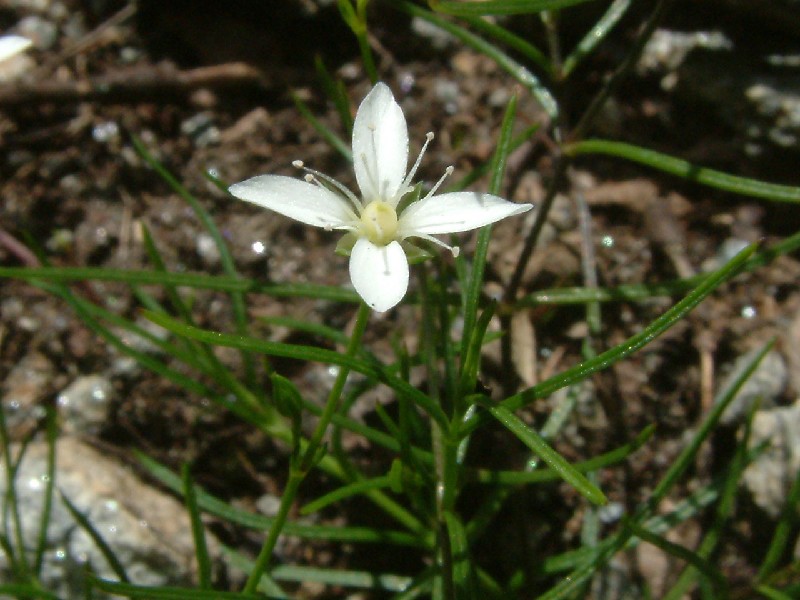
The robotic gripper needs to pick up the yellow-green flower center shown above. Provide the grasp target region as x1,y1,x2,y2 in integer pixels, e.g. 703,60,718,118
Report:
360,200,398,245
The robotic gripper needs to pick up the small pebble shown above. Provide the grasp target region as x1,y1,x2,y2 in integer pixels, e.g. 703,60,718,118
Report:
57,375,115,435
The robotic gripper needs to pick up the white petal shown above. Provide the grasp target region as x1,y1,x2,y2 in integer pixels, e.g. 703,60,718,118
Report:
349,238,409,312
398,192,533,236
352,83,409,205
229,175,356,229
0,35,32,63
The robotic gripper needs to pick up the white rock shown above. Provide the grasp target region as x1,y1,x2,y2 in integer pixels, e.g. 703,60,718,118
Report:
0,438,218,597
742,401,800,518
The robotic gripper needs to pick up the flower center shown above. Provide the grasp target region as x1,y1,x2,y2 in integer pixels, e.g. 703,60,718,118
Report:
360,200,398,245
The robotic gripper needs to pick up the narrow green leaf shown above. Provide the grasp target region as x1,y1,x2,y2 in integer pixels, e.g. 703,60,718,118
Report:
38,283,218,400
226,544,414,591
484,403,607,504
460,92,516,373
293,91,352,161
300,475,393,515
89,577,267,599
33,408,57,577
444,511,474,598
142,310,450,428
651,339,774,504
314,55,354,135
459,15,551,74
468,424,654,484
136,452,424,547
459,302,497,397
259,315,350,346
131,135,255,385
758,467,800,581
488,241,758,422
396,1,558,118
0,585,61,600
181,465,212,590
754,585,795,600
562,0,631,76
0,403,31,579
60,491,130,583
566,139,800,203
429,0,597,16
625,520,725,589
0,265,362,302
536,340,774,599
220,547,288,598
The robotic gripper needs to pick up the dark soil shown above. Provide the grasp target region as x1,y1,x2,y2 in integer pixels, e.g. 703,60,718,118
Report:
2,1,799,597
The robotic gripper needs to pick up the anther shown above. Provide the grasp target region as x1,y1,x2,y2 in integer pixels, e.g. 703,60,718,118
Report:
400,131,436,197
297,162,364,213
424,165,455,199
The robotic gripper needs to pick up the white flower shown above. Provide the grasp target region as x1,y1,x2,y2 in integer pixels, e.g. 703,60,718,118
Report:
229,82,533,312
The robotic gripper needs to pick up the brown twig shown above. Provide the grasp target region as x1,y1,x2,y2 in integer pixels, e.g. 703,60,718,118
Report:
0,62,267,106
32,1,138,78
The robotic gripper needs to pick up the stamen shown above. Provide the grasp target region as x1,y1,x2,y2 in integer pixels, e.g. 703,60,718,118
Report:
399,131,434,196
360,151,381,201
296,162,363,212
423,165,455,200
414,233,460,257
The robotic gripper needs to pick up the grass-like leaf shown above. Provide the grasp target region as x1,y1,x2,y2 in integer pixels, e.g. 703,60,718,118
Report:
468,424,653,484
293,91,352,161
536,339,775,598
33,408,57,578
561,0,631,77
300,475,394,515
758,468,800,581
566,139,800,202
754,586,795,600
131,135,256,386
0,584,61,600
444,510,474,597
0,405,31,579
314,55,354,136
396,0,558,118
490,241,758,421
0,265,361,302
483,403,607,505
142,310,450,428
225,545,415,592
429,0,597,16
624,519,726,589
457,14,551,74
136,452,426,547
181,464,212,590
89,577,268,599
460,92,516,376
60,490,130,583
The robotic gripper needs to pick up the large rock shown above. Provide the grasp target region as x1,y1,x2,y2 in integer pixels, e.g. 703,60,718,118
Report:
742,401,800,518
0,437,218,597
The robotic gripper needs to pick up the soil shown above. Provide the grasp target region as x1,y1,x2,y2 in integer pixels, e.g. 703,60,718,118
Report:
2,0,800,597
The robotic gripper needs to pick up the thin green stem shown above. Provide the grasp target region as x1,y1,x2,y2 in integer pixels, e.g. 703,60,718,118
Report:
242,302,371,593
418,267,454,599
571,0,673,140
357,32,379,84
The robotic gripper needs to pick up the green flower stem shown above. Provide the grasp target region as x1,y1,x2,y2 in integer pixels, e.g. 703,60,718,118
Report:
357,32,379,85
243,302,371,594
419,266,461,599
